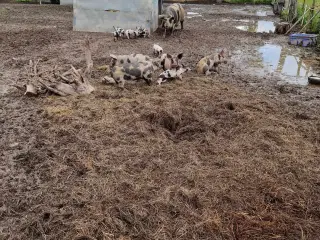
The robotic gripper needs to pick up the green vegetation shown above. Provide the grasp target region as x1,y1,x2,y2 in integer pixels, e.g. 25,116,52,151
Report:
294,0,320,33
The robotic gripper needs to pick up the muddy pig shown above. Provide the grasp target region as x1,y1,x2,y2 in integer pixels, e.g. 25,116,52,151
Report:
196,50,227,75
107,60,161,89
159,3,185,38
160,53,184,70
110,54,152,67
157,65,191,85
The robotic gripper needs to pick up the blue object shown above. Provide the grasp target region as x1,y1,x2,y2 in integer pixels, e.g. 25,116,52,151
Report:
289,33,317,47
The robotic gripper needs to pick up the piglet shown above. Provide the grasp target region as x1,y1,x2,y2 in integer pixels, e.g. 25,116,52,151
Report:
125,29,138,39
153,44,163,57
113,27,125,42
196,49,227,75
157,65,191,85
137,27,150,38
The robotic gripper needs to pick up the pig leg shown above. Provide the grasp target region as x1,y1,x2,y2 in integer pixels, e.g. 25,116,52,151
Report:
178,75,183,81
203,65,211,76
205,70,212,76
118,78,125,90
171,26,175,36
143,77,152,86
157,78,168,85
211,65,220,74
181,21,184,30
163,28,167,38
143,72,153,86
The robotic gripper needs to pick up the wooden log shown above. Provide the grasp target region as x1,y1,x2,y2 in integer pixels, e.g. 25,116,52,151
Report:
275,22,291,34
24,84,38,96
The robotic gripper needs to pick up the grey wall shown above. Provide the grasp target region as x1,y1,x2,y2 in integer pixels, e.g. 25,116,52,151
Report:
73,0,159,33
60,0,73,5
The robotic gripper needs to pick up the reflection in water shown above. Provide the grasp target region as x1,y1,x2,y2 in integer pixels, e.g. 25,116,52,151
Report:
259,44,313,85
259,44,281,71
236,20,276,33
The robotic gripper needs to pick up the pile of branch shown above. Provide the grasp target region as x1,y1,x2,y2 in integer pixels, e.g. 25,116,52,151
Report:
14,39,94,97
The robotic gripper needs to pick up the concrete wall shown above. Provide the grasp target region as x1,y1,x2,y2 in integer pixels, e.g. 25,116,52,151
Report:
60,0,73,5
73,0,159,33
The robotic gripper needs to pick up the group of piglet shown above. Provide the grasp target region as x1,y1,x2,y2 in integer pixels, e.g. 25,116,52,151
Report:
103,43,227,89
113,27,150,42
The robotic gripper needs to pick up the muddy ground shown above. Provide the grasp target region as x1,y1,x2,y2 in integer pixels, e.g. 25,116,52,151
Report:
1,3,320,240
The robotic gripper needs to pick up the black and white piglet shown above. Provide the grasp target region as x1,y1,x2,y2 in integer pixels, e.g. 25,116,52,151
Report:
113,27,125,41
157,65,191,85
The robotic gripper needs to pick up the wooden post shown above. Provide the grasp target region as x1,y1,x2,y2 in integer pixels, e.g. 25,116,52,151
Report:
309,0,316,31
288,0,298,22
302,0,306,11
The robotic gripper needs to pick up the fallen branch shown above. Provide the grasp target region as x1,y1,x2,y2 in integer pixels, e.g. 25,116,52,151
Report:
285,7,311,34
25,84,38,96
299,9,320,32
18,39,95,97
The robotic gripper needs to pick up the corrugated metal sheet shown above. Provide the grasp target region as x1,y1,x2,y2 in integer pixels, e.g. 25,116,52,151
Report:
73,0,159,33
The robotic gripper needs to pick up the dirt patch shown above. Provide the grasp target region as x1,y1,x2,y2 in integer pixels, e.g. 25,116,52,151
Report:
0,3,320,240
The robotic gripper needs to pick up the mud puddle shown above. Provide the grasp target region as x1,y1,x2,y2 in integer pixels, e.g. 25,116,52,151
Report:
232,6,274,17
256,10,268,16
236,20,276,33
187,11,202,18
258,44,313,85
232,43,314,85
221,18,250,22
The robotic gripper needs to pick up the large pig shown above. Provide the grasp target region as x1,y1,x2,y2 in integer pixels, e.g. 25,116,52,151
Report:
105,60,161,89
159,3,185,38
196,50,227,75
110,54,152,67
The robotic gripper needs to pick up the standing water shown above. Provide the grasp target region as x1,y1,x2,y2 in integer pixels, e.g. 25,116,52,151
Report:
259,44,313,85
236,20,276,33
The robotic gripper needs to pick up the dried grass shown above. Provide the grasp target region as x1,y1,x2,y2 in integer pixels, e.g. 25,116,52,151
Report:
1,77,319,240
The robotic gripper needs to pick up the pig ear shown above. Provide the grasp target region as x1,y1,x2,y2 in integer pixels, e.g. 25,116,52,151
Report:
110,54,117,59
159,15,166,20
177,53,183,59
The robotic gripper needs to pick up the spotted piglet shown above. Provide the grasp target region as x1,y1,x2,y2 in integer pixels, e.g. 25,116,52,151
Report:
113,27,125,42
160,53,184,70
153,44,163,57
105,60,161,89
157,65,191,85
125,29,138,39
137,27,150,38
196,49,227,75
